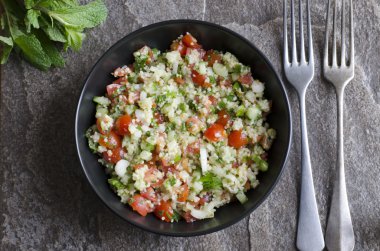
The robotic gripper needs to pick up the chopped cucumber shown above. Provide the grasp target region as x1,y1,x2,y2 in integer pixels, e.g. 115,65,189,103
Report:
236,191,248,204
93,96,111,106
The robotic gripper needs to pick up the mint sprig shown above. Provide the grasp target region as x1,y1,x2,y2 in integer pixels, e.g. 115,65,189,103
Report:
0,0,108,70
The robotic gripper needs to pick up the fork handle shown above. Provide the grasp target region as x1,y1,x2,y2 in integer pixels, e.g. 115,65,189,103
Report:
296,91,325,251
325,86,355,251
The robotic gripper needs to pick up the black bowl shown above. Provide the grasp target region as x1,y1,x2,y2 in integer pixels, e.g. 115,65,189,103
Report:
75,20,292,236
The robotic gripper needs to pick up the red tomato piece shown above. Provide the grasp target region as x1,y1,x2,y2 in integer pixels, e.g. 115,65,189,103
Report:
170,41,187,56
112,77,127,85
106,84,122,96
177,184,189,202
102,147,124,164
216,110,230,127
191,69,206,87
182,33,201,49
204,123,227,142
98,131,122,149
228,130,249,149
129,194,153,216
154,200,174,222
141,187,157,202
115,114,132,136
186,140,201,154
186,117,202,134
238,73,254,85
96,117,112,135
208,95,218,105
174,76,185,85
182,211,197,223
204,50,222,67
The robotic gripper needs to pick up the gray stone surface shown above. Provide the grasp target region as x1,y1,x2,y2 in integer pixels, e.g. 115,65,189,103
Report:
1,0,379,250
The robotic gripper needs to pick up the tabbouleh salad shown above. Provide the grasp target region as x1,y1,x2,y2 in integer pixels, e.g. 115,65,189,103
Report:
86,33,276,222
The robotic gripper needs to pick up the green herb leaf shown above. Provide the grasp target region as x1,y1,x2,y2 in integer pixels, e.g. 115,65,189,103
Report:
200,172,222,190
34,30,65,67
64,26,85,51
0,36,13,64
25,9,41,32
171,210,181,222
14,33,52,70
48,0,108,29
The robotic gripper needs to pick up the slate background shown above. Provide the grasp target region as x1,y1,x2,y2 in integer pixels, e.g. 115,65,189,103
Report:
1,0,379,250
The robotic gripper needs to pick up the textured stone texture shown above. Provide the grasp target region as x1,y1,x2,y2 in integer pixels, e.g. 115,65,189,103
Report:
1,0,379,250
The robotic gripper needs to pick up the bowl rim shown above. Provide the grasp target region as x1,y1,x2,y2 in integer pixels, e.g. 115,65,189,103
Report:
75,19,292,237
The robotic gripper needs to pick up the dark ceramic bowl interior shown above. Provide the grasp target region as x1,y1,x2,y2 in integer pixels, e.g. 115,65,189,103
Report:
75,20,292,236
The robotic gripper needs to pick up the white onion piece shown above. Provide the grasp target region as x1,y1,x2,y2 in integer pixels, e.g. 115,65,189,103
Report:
115,159,129,177
200,146,209,173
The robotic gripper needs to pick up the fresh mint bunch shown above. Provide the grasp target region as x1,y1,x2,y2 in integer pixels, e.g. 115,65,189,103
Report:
0,0,108,70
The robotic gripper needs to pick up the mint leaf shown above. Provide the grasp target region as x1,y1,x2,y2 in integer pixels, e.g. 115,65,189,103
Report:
64,26,85,51
34,30,65,67
39,16,67,43
0,36,13,46
14,33,52,70
48,0,108,29
25,9,41,32
0,36,14,64
24,0,38,9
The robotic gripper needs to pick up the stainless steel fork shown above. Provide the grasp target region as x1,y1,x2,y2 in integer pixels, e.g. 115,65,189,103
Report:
283,0,324,250
323,0,355,250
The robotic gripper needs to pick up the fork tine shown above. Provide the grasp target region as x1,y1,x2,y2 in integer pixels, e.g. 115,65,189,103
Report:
349,0,354,67
299,0,306,64
323,0,331,67
307,0,313,64
291,0,297,64
341,0,346,66
332,0,338,67
284,0,289,65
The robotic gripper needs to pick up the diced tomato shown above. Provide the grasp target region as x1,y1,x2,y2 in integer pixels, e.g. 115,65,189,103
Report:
228,130,249,149
182,211,197,223
186,117,202,134
182,33,201,49
98,131,121,149
174,76,185,85
204,123,227,142
170,41,187,56
191,69,207,87
96,117,112,135
177,184,189,202
218,77,232,87
208,95,218,105
144,167,161,185
186,140,201,154
106,84,122,97
141,187,157,202
112,77,127,85
216,110,230,127
154,200,174,222
115,114,132,136
154,112,165,124
102,147,124,164
204,50,222,67
238,73,254,85
129,194,153,216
